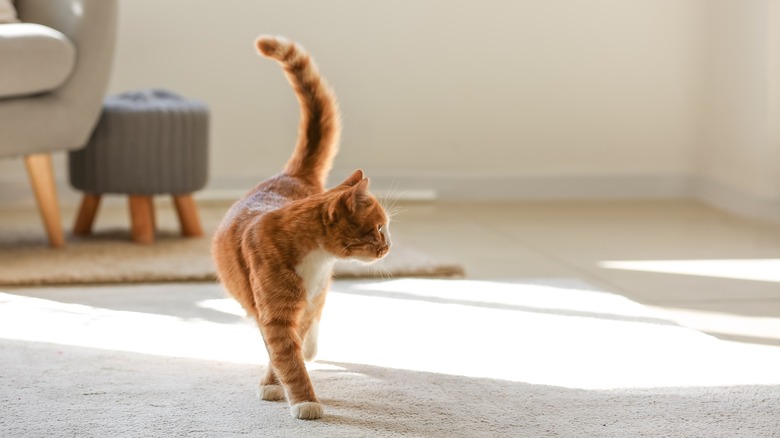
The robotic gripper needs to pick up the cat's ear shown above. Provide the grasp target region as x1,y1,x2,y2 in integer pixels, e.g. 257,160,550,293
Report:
325,200,340,224
354,177,370,193
344,178,370,212
326,171,365,224
339,169,364,187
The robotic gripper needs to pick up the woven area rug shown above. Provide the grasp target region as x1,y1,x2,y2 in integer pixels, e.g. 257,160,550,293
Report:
0,204,464,286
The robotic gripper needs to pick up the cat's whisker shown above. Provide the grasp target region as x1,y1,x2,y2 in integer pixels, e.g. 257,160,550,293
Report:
390,207,406,217
381,265,395,280
379,179,402,213
369,264,383,280
387,191,403,212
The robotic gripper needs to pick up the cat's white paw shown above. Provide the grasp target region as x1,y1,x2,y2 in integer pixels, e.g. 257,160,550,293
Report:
290,401,323,420
258,384,285,401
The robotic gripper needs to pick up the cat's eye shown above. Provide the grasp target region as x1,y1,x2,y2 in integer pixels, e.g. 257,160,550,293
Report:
377,225,384,232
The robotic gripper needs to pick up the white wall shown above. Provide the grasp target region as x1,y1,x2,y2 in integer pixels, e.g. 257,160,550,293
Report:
106,0,705,196
4,0,780,220
694,0,780,220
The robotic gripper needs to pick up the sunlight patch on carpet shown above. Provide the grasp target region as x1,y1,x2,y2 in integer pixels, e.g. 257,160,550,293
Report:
2,279,780,390
0,292,264,364
600,258,780,283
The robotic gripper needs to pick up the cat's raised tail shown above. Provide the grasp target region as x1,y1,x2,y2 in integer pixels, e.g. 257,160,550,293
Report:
256,36,341,188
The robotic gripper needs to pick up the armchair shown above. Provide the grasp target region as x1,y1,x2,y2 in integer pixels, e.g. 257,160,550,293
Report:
0,0,118,246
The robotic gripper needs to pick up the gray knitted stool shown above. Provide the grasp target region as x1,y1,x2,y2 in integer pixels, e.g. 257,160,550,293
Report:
68,89,209,243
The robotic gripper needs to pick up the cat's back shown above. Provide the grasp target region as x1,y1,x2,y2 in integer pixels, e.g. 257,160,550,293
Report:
217,173,322,237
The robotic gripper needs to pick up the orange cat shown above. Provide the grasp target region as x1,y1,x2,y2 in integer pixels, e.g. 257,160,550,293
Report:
212,36,391,420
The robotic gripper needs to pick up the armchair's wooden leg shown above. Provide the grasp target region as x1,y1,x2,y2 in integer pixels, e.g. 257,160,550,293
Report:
128,195,155,244
173,194,203,237
73,194,102,236
24,153,65,247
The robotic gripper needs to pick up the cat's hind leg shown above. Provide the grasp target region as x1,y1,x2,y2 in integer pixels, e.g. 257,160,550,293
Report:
258,364,285,401
301,288,327,362
252,312,287,401
302,318,319,361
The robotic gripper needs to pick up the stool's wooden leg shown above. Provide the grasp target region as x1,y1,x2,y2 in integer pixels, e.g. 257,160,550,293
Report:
128,195,155,244
73,194,102,236
150,198,157,232
173,194,203,237
24,153,65,247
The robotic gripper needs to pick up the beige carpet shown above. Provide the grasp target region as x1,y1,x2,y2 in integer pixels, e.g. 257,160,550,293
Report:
2,279,779,437
0,203,464,286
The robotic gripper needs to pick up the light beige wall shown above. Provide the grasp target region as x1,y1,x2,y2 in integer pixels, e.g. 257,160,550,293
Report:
698,0,780,200
688,0,780,222
107,0,705,191
5,0,740,205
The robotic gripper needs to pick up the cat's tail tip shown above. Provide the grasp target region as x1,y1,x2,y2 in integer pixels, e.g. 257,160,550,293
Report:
256,35,294,60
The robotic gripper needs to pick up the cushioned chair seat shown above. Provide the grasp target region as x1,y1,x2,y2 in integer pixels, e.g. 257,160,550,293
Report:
0,23,76,99
0,0,118,247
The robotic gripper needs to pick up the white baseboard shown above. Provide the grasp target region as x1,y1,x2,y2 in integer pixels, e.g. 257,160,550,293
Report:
197,171,693,203
359,172,693,201
693,178,780,224
161,172,780,224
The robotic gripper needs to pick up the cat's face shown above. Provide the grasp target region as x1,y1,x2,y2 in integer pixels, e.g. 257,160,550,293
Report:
322,170,392,263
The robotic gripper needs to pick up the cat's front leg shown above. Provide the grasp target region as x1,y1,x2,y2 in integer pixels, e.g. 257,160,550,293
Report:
260,313,323,420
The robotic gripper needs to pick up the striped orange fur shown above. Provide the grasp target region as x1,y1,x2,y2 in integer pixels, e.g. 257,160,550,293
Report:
212,36,391,420
257,36,340,188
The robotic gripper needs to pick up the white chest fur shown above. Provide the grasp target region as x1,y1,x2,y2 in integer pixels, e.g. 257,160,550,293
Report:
295,248,336,302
